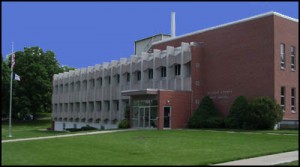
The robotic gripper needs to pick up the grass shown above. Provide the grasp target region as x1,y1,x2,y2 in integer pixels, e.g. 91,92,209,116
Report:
1,118,66,140
278,160,299,166
2,129,298,165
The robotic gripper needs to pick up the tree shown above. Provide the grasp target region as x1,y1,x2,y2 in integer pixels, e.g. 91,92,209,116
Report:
5,46,73,120
188,96,223,128
243,97,283,130
224,96,248,129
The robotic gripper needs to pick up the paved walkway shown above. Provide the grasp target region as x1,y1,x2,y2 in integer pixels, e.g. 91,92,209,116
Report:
214,150,298,165
2,129,136,143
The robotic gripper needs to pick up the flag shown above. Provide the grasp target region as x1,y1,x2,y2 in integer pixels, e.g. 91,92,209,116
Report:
11,53,15,68
13,73,20,81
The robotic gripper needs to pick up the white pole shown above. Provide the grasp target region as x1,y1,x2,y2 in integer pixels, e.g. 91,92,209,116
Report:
8,42,14,138
171,12,176,38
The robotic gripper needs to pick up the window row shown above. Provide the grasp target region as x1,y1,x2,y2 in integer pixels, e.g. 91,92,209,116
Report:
54,63,191,94
280,43,296,71
53,100,128,113
280,86,296,113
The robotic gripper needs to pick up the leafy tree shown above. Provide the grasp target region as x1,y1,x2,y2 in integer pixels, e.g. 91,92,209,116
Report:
188,96,223,128
243,97,283,130
1,55,11,117
5,46,72,120
224,96,248,129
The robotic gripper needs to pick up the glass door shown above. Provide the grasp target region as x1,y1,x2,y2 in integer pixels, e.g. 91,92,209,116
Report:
139,107,145,128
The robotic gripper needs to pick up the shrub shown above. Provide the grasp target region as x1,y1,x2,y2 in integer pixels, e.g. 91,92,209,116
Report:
225,96,248,129
81,125,97,131
118,119,130,129
243,97,283,130
188,96,223,128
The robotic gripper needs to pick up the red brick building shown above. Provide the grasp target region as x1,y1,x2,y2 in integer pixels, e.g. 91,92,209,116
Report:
149,11,298,129
52,12,297,131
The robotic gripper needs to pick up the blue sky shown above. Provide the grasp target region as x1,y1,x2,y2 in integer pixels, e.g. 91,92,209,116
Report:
2,2,298,68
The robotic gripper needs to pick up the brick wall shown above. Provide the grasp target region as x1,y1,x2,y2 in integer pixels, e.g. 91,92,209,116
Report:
157,90,191,129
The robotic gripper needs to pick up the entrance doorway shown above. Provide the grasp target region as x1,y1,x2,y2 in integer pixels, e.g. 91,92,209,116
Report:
131,100,158,128
163,106,171,129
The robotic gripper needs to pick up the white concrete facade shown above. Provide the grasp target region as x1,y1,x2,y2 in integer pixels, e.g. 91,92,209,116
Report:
52,42,192,131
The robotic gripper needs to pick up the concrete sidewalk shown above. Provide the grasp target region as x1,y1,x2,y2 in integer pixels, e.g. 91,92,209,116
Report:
2,129,136,143
214,150,298,165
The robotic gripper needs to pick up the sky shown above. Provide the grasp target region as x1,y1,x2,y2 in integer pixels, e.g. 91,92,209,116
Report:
2,2,298,69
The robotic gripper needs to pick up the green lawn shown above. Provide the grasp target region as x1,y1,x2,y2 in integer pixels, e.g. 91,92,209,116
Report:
1,119,66,140
2,129,298,165
279,160,299,166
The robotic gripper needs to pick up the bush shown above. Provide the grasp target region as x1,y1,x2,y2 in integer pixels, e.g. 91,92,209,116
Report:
81,125,97,131
188,96,223,128
224,96,248,129
243,97,283,130
118,119,130,129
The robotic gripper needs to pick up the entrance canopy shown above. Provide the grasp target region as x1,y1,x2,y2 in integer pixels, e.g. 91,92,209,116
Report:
121,89,159,96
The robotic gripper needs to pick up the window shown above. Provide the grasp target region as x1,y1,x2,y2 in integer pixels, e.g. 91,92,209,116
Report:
280,86,285,111
137,71,141,81
126,73,130,82
82,102,87,112
90,79,95,88
76,102,80,112
64,103,68,112
108,76,111,85
65,84,68,93
161,67,166,77
175,64,181,76
76,81,81,91
55,85,58,94
60,84,63,93
69,103,73,112
70,82,74,92
116,74,120,84
83,80,87,90
96,101,102,111
291,88,296,112
280,43,285,69
89,102,94,112
148,69,153,79
106,101,110,111
114,100,119,111
97,77,103,87
291,46,296,71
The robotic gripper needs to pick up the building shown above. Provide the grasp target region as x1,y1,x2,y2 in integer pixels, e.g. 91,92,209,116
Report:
52,11,298,131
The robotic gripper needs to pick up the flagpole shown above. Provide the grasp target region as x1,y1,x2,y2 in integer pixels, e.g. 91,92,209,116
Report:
8,42,14,138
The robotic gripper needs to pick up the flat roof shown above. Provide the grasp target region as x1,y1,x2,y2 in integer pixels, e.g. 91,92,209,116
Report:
135,34,171,43
152,11,298,45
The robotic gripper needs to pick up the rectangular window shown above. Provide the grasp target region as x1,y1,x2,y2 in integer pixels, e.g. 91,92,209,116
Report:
90,79,95,88
117,74,120,83
126,73,130,82
69,103,73,112
291,46,296,71
107,101,110,111
76,81,81,91
280,86,285,111
83,80,87,90
137,71,141,81
64,84,68,93
98,77,103,87
175,64,181,76
96,101,102,111
82,102,87,112
161,67,166,78
71,82,74,92
60,84,63,93
291,88,296,112
148,69,153,79
89,102,94,112
108,76,111,85
280,43,285,69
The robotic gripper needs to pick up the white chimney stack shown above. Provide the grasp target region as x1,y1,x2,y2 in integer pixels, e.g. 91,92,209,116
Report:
171,12,176,38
